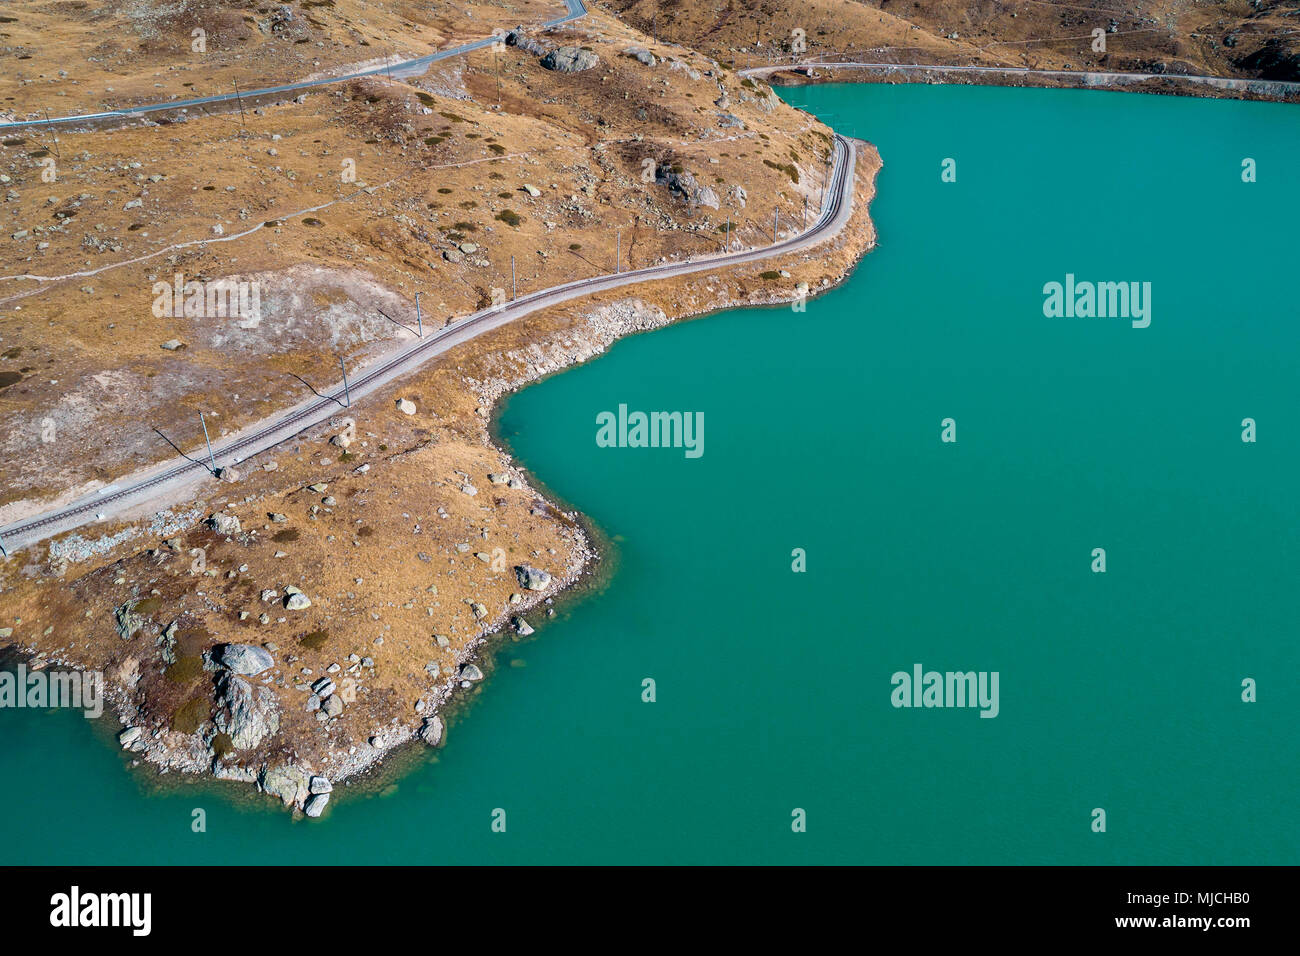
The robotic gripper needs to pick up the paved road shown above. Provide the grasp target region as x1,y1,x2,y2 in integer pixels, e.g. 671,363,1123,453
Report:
0,135,858,553
738,59,1300,97
0,0,589,131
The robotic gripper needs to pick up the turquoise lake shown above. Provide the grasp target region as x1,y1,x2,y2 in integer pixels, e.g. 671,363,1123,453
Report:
2,83,1296,864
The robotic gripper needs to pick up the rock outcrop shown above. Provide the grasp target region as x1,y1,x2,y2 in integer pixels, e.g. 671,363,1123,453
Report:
542,46,599,73
215,673,280,750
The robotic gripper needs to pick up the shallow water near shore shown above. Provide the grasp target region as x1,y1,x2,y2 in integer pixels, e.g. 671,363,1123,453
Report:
2,83,1297,864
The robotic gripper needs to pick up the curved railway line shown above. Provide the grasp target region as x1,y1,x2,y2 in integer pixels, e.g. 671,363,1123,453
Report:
0,134,857,552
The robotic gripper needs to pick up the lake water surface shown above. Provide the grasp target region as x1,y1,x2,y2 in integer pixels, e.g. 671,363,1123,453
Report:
2,83,1296,864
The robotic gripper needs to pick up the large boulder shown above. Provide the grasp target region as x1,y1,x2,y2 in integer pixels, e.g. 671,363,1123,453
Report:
514,564,552,591
217,643,274,676
542,46,599,73
304,792,330,818
505,28,548,57
215,673,280,750
207,512,241,536
625,46,656,67
284,592,311,611
258,763,308,807
419,715,445,747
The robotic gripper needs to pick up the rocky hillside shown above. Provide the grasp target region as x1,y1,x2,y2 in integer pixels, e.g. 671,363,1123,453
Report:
601,0,1300,88
0,0,882,816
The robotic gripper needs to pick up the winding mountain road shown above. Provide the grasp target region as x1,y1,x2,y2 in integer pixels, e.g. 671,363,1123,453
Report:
0,134,858,553
0,0,589,131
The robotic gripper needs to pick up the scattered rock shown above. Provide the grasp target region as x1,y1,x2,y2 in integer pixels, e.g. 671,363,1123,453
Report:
160,339,185,351
284,592,312,611
207,512,241,536
396,398,416,415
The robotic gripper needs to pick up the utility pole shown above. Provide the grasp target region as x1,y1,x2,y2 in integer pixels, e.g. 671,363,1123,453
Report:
200,411,218,476
339,357,351,408
616,229,621,274
511,255,516,299
43,109,60,162
773,207,778,242
803,194,807,229
415,291,424,336
385,52,394,86
232,80,247,130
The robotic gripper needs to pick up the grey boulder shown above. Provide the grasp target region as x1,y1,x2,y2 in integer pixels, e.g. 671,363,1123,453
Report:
218,643,274,676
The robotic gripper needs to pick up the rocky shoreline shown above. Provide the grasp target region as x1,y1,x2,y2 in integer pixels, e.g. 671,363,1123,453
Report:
2,138,879,817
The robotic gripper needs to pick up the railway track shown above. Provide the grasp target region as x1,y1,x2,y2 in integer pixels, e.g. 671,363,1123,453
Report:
0,134,856,553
